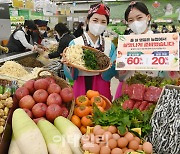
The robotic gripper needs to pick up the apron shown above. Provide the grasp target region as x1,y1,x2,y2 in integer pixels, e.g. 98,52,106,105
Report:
73,34,112,101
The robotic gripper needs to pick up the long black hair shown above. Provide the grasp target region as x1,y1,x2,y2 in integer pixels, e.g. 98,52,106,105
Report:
125,1,150,21
54,23,70,36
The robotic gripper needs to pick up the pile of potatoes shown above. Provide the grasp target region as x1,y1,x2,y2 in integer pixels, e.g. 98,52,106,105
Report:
0,92,13,134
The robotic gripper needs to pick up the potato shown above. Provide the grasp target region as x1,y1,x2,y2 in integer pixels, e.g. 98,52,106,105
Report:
0,126,3,134
3,116,7,120
0,109,4,117
4,107,9,116
1,93,8,100
0,118,5,126
0,102,4,109
4,97,13,108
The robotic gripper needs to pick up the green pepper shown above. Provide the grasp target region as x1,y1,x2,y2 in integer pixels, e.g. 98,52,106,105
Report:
0,85,4,94
4,86,12,94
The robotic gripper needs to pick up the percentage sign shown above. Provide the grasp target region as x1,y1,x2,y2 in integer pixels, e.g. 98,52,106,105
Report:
164,57,169,64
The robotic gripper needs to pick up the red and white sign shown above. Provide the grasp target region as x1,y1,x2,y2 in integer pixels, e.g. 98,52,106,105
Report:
116,33,179,71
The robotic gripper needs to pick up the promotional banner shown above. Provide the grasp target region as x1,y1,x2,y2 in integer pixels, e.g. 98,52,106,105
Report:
116,33,179,71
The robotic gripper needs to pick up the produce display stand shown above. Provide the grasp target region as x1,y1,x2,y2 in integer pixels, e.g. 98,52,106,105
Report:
0,69,75,154
0,79,18,154
0,47,179,153
32,70,75,120
0,51,38,64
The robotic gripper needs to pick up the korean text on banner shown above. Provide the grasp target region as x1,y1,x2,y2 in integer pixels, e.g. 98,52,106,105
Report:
116,33,179,71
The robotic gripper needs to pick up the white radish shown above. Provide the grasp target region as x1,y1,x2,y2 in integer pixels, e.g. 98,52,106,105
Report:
37,119,72,154
8,134,21,154
12,109,48,154
54,116,83,154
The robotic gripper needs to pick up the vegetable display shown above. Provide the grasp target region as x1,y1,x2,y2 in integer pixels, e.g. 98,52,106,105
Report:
37,119,72,154
0,92,13,135
63,45,110,72
93,100,155,137
81,125,153,154
126,72,176,87
147,85,180,154
12,109,48,154
2,71,179,154
54,116,82,154
9,109,83,154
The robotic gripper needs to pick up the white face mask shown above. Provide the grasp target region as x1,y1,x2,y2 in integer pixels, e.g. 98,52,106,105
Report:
88,23,107,36
39,30,45,34
129,20,148,34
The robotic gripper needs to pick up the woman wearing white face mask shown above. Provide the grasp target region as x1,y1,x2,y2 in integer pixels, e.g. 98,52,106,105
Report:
33,19,49,44
115,1,169,99
64,3,117,100
46,23,75,59
126,1,152,35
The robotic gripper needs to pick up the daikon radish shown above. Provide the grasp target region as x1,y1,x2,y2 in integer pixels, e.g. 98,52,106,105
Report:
8,134,21,154
37,119,72,154
54,116,83,154
12,109,48,154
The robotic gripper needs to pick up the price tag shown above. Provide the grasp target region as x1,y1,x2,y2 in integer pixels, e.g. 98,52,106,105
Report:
116,33,179,71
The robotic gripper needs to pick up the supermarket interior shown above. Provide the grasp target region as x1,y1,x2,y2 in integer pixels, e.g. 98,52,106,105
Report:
0,0,180,154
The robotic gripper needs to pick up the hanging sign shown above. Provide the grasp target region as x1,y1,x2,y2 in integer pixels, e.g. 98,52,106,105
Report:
12,0,24,8
25,0,34,10
18,9,29,20
116,33,179,71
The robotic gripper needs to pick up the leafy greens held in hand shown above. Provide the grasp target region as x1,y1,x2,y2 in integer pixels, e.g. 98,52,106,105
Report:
83,49,99,70
93,103,155,137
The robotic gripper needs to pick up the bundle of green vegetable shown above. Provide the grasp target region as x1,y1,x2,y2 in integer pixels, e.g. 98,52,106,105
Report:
83,49,99,70
93,97,155,137
83,49,110,70
126,72,176,87
64,45,110,71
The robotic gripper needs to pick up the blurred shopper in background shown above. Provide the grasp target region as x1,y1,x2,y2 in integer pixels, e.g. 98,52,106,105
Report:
73,22,84,38
7,20,40,53
33,19,49,44
44,22,75,59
